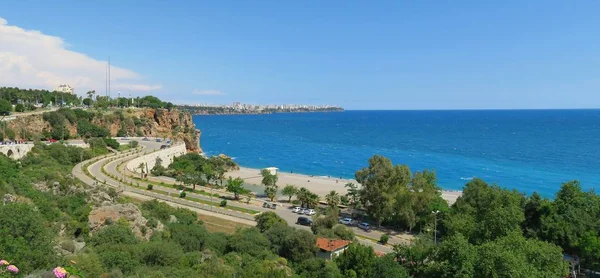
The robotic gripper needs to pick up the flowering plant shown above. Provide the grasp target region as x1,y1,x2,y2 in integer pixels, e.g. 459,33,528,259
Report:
52,266,68,278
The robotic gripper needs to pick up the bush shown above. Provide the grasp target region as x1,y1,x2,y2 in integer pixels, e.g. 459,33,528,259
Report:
380,234,390,245
220,200,227,207
103,138,120,149
15,103,25,112
147,184,153,190
179,191,186,198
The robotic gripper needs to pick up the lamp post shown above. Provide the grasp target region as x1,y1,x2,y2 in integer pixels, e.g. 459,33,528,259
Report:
432,210,440,245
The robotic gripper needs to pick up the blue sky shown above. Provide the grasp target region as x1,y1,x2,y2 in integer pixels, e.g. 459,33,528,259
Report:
1,1,599,109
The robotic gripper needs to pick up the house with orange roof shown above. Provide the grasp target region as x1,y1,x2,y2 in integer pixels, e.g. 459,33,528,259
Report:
316,238,352,260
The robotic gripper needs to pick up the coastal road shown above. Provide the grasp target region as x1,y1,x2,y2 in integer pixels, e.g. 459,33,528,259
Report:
75,139,394,254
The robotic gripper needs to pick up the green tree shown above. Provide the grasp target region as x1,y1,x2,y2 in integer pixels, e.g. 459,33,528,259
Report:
0,203,55,273
282,184,298,202
280,230,318,263
14,103,25,112
255,211,287,232
82,97,92,107
355,155,411,226
345,182,361,212
0,99,12,115
325,190,341,209
150,157,166,176
227,227,272,259
261,169,279,201
444,178,525,244
137,162,146,178
226,176,247,200
296,258,343,278
371,254,410,278
335,243,377,278
475,232,568,278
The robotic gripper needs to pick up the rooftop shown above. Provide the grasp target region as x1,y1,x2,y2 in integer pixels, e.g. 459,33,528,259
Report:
316,238,352,252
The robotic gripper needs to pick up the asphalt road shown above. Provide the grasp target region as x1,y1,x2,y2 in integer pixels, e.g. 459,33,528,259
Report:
73,139,394,254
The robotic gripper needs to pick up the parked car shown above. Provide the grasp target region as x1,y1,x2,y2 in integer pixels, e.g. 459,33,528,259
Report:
142,137,150,141
358,222,371,231
262,202,277,209
121,137,129,140
48,139,57,143
292,207,302,213
296,217,313,226
155,139,162,142
160,145,167,149
304,209,316,216
339,218,353,225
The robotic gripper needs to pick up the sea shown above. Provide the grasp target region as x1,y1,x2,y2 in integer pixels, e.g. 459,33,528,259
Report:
193,110,600,198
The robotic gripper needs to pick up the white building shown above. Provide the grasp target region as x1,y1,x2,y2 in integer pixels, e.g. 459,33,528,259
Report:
316,238,352,260
54,85,74,94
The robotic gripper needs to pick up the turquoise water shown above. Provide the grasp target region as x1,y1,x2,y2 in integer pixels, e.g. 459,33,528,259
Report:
193,110,600,197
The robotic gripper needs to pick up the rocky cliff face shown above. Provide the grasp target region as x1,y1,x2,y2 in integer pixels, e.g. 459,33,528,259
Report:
7,108,201,153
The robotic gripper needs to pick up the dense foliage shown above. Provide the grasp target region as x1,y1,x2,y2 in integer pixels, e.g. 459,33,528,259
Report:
162,153,238,190
351,155,598,276
0,87,80,108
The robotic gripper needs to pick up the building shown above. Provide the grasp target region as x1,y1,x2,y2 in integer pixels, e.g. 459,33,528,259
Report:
53,84,74,94
316,238,352,260
263,167,279,175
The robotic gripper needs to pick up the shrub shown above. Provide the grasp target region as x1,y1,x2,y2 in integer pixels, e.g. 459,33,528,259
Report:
179,191,186,198
147,184,153,190
380,234,390,245
220,200,227,207
14,103,25,112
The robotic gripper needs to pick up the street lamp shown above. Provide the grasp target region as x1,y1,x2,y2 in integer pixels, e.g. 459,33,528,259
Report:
432,210,440,245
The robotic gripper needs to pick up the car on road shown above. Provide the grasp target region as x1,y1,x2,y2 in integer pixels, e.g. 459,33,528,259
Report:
358,222,371,231
121,137,129,140
142,137,150,141
304,209,316,216
292,207,302,213
160,145,167,149
339,218,353,225
263,202,277,209
296,216,313,226
155,139,162,142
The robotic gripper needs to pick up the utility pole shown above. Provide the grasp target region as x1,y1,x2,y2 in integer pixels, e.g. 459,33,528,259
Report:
432,210,440,245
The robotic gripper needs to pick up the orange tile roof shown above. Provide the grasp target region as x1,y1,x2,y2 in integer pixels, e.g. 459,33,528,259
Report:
316,238,352,252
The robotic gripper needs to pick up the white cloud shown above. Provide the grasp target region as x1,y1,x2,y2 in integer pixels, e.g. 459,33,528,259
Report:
192,89,225,96
0,17,161,95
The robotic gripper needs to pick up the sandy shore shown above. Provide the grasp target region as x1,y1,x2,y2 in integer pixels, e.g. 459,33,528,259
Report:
225,167,462,205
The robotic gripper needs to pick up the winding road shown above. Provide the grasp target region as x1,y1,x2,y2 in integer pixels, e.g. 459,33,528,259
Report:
72,139,394,254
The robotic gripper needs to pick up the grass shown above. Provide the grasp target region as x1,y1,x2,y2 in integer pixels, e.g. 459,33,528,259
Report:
118,145,130,151
200,214,251,234
150,188,260,215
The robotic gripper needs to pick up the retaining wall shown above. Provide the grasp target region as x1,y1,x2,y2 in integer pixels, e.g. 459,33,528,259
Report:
127,143,187,174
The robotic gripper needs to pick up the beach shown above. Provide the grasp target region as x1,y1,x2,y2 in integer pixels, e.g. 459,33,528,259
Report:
225,166,462,205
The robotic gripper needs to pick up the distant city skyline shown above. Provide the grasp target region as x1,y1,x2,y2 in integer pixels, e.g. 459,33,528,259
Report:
1,2,600,109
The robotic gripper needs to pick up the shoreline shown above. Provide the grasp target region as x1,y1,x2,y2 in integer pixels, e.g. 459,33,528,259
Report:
225,166,462,205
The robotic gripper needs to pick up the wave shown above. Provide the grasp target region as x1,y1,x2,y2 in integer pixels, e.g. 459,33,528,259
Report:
460,177,474,181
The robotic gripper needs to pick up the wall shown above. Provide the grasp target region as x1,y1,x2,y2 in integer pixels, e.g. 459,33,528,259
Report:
127,143,187,174
0,144,35,159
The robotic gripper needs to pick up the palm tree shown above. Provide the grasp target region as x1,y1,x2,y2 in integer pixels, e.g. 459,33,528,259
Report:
307,192,320,209
137,162,145,179
325,190,341,209
297,187,310,207
86,90,96,100
282,184,299,202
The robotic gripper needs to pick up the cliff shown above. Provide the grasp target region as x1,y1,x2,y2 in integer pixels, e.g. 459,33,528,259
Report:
7,108,201,153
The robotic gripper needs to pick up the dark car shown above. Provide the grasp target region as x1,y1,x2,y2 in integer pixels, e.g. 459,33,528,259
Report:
160,145,167,149
296,217,313,226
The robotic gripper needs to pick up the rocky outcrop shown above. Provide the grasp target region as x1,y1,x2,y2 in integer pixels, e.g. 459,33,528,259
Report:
7,108,201,153
88,203,164,240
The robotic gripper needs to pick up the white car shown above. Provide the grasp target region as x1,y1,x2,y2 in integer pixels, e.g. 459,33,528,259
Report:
292,207,302,213
339,218,353,225
304,209,316,216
